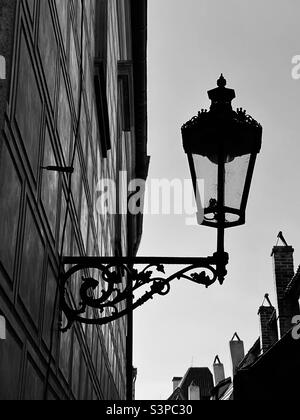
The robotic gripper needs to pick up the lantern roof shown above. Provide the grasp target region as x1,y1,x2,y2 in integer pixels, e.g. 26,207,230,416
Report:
182,76,262,159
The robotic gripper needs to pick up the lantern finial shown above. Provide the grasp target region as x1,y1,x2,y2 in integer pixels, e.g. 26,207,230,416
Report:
208,75,236,111
217,74,227,88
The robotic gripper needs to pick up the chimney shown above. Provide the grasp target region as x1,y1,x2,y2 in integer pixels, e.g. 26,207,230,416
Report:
258,297,278,353
213,356,225,385
272,245,299,337
172,377,182,392
188,382,200,400
230,333,245,376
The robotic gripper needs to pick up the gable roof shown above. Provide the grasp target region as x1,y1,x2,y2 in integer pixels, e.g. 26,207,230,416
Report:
168,367,214,400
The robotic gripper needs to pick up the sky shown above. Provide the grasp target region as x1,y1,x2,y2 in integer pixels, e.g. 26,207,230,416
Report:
133,0,300,400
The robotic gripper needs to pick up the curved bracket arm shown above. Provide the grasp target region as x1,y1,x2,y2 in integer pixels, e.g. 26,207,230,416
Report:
60,253,228,332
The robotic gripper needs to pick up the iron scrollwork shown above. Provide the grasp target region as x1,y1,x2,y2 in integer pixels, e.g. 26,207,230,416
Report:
60,255,228,332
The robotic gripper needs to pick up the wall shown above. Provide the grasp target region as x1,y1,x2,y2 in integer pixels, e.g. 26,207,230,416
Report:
0,0,146,400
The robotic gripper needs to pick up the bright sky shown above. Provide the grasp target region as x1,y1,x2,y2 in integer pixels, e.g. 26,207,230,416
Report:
134,0,300,400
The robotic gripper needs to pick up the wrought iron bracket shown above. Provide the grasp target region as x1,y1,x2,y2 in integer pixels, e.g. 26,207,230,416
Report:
59,252,228,331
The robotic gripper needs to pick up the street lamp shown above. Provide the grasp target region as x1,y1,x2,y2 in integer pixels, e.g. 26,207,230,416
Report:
182,75,262,282
182,74,262,229
59,75,262,331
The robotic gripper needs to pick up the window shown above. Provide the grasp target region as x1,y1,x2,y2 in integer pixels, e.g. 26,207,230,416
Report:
94,59,111,157
0,315,6,340
0,55,6,80
118,61,134,132
94,0,111,157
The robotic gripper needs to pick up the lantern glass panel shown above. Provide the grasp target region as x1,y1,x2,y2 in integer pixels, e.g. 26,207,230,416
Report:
192,151,251,225
224,153,250,222
192,154,218,225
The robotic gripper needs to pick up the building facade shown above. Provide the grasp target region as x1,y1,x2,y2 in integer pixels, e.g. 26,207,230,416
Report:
0,0,148,400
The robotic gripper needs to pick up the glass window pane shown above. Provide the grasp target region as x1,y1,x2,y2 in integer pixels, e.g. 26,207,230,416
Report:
192,152,250,225
225,154,250,211
192,154,218,224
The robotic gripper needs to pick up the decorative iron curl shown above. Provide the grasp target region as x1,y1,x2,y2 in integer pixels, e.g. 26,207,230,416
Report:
59,258,221,332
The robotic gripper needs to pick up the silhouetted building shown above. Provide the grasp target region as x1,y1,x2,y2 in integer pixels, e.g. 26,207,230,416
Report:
168,368,214,400
0,0,148,400
167,241,300,402
212,243,300,400
233,244,300,400
211,377,233,401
